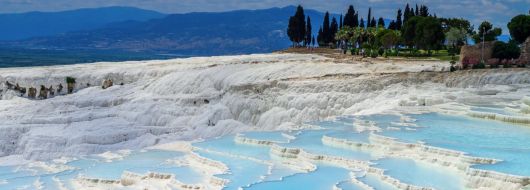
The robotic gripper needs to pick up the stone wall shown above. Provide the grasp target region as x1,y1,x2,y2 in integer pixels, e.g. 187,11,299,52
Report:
518,37,530,65
459,41,495,66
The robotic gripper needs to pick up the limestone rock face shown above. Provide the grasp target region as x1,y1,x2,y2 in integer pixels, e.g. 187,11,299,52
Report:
5,81,14,89
14,84,26,95
102,79,113,89
459,41,495,66
19,87,26,96
518,37,530,65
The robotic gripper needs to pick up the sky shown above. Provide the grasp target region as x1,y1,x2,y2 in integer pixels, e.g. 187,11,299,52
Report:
0,0,528,34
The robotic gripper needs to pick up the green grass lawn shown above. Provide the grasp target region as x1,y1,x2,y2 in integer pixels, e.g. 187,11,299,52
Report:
387,49,459,61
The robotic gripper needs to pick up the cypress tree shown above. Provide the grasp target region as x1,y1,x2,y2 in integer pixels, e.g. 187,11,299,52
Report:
339,14,343,29
330,17,339,44
402,16,420,48
420,5,429,17
311,35,315,47
415,4,419,16
287,5,306,46
306,16,312,47
415,16,444,51
396,9,403,30
411,8,415,16
322,12,331,44
388,20,396,30
296,5,306,42
371,17,377,28
344,5,356,27
353,11,359,27
404,4,411,23
378,17,385,28
367,8,372,27
360,17,365,28
317,27,324,46
287,16,296,46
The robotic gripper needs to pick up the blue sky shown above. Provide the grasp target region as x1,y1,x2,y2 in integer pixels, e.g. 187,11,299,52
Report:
1,0,528,34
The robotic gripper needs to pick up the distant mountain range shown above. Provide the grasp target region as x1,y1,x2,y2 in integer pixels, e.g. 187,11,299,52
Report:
1,6,338,56
0,6,512,59
0,7,166,41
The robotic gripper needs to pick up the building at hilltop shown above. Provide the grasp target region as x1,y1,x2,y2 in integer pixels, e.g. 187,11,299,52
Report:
460,37,530,68
459,41,495,68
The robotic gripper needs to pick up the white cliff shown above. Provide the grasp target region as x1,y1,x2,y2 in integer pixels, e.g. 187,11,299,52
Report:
1,53,530,190
0,53,467,160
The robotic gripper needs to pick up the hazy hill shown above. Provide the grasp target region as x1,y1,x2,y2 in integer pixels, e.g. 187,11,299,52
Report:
0,6,166,40
8,6,337,56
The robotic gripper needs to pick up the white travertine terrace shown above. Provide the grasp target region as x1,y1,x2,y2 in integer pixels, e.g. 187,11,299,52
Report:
1,54,530,189
269,143,433,190
96,149,131,162
350,177,376,190
185,152,230,189
74,171,204,190
234,133,278,146
353,120,381,132
322,134,530,189
232,131,528,190
467,111,530,125
1,54,530,161
71,150,230,190
368,134,499,165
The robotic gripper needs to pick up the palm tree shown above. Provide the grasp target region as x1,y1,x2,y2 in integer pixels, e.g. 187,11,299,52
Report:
351,27,365,49
335,26,355,52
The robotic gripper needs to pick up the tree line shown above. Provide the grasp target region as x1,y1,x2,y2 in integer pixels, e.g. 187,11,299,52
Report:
287,4,530,61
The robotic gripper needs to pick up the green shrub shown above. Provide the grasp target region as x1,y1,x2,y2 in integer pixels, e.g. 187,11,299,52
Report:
350,48,356,55
493,41,521,61
450,60,457,72
66,77,76,84
387,50,398,56
447,47,459,56
370,49,378,58
472,61,486,69
490,64,499,68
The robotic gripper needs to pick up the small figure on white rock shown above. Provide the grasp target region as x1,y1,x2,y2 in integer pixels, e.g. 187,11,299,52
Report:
28,87,37,99
102,79,113,89
66,77,76,94
57,83,63,94
49,85,55,96
39,85,48,99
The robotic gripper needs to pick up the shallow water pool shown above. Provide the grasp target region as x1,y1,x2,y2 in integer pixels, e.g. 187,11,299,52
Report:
2,107,530,190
